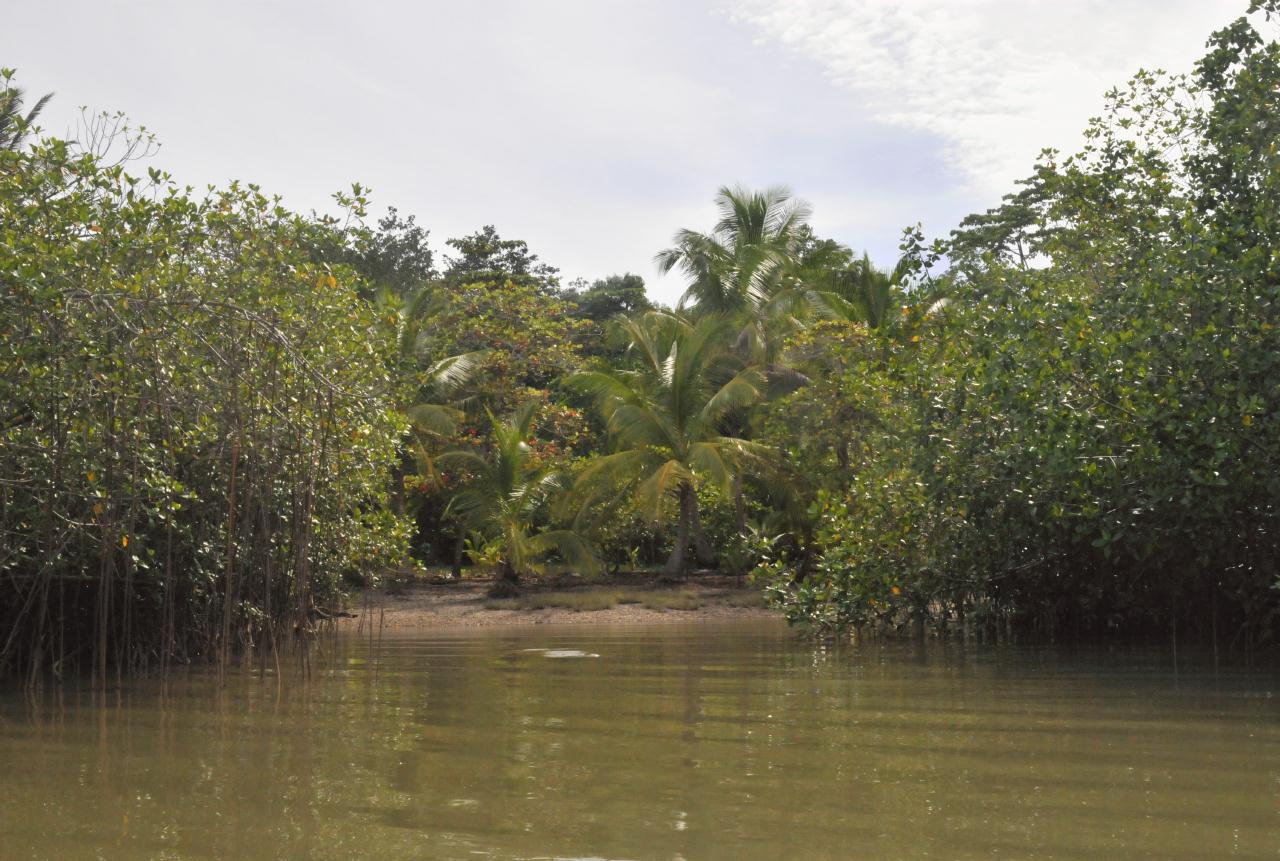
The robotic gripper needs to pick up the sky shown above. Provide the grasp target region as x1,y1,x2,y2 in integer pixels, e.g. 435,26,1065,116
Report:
4,0,1247,304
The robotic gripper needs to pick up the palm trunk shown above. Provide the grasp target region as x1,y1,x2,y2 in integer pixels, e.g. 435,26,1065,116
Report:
662,482,695,579
451,526,465,578
500,560,519,586
690,493,717,569
489,559,520,597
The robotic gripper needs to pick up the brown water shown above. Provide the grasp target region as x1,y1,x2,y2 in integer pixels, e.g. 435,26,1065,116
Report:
1,621,1278,860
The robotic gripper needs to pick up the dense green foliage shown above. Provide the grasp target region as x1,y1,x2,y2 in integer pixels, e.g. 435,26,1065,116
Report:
3,3,1278,682
572,312,771,576
438,402,595,588
759,3,1280,643
0,121,406,680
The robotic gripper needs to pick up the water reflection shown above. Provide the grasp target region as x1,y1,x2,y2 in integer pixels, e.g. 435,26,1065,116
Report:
1,623,1278,860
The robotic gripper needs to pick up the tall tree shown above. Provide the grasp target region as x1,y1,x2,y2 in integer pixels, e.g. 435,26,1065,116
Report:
352,207,436,297
656,185,817,376
573,312,772,576
563,273,653,321
560,273,655,361
657,185,810,315
443,225,560,291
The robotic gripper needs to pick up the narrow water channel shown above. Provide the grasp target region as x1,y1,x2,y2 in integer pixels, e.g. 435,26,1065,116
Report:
1,621,1277,859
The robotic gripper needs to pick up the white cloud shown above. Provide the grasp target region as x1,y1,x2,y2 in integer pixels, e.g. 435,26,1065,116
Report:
722,0,1245,199
4,0,1257,305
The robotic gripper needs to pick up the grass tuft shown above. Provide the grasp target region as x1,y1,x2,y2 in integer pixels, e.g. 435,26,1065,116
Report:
481,588,726,613
719,590,769,609
639,591,702,611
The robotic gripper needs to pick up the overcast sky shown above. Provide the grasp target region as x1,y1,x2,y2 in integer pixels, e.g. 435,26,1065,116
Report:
5,1,1246,303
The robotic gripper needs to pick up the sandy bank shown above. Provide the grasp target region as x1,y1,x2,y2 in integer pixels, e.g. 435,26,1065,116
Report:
336,575,782,632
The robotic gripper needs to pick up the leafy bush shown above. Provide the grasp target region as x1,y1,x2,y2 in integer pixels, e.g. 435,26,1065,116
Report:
759,6,1280,643
0,118,406,679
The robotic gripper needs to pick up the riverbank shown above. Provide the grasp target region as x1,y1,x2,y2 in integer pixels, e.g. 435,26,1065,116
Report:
337,575,781,631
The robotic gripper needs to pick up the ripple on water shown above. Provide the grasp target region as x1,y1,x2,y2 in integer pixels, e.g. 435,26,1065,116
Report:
522,648,601,658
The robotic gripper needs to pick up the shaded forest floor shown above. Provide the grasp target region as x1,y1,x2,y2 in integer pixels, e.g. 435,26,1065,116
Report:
337,573,781,632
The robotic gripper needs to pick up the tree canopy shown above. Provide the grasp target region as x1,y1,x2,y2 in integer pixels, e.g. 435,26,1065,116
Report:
5,2,1280,681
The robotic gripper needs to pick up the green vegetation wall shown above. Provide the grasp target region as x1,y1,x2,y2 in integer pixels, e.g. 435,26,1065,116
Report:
760,6,1280,643
0,130,406,680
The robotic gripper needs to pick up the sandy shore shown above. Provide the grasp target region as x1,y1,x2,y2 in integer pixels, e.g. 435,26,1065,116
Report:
336,575,782,632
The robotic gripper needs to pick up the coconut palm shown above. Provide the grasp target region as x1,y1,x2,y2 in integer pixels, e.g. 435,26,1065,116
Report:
655,188,817,537
656,185,813,366
0,72,52,151
404,352,485,479
377,282,488,460
813,252,906,330
572,311,774,577
376,284,484,510
391,284,483,464
378,282,491,575
797,246,951,331
438,402,595,592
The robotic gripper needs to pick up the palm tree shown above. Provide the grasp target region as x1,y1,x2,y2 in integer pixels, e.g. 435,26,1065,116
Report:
817,252,905,330
655,187,818,537
438,402,595,593
376,284,485,505
404,352,484,473
393,284,483,477
572,311,774,577
656,185,812,366
0,71,52,151
379,282,493,576
775,229,952,334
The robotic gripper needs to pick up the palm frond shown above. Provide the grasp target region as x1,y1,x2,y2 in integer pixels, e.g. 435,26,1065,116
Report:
572,448,665,495
570,369,644,405
634,459,692,523
687,442,733,494
0,82,52,151
444,486,500,524
606,402,678,451
763,364,811,397
696,367,765,428
427,350,486,394
513,471,566,515
406,402,461,436
529,529,601,576
436,448,491,476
